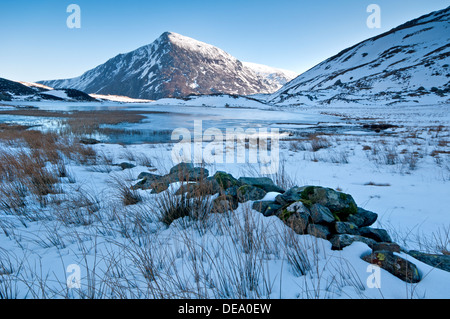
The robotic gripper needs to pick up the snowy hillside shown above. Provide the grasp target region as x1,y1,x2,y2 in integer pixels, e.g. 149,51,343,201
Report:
89,94,154,103
0,77,37,100
270,6,450,106
152,93,273,109
39,32,297,100
0,77,96,102
39,89,98,102
243,62,298,90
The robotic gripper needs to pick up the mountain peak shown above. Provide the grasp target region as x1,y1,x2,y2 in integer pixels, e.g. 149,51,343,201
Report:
158,31,234,60
39,32,296,100
156,31,210,47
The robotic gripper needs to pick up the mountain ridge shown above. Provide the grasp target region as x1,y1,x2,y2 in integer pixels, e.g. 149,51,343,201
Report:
269,6,450,106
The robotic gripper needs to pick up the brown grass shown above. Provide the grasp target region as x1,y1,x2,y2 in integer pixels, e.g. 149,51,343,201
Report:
288,133,331,153
110,176,143,206
155,175,219,226
0,123,101,209
0,123,97,164
0,109,168,136
0,150,60,204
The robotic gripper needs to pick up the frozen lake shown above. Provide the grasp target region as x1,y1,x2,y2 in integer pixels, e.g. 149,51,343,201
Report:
0,101,361,144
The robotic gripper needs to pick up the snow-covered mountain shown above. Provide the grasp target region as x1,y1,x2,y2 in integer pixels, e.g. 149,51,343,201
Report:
40,32,296,100
242,62,298,90
270,6,450,106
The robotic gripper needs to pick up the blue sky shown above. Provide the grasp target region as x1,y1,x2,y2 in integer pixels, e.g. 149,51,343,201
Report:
1,0,448,82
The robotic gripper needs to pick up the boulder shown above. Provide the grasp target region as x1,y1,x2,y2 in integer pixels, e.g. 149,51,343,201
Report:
362,251,421,283
169,162,194,174
238,177,285,193
137,171,159,180
263,204,282,217
252,201,282,217
278,201,310,234
252,200,271,213
285,201,310,215
346,213,365,227
236,185,267,203
348,207,378,227
212,171,241,189
168,163,209,182
359,227,392,243
309,203,335,224
135,164,210,192
307,224,331,239
280,211,309,235
334,221,359,235
407,250,450,273
117,162,136,170
299,186,358,220
188,166,208,181
132,173,165,190
372,242,401,253
275,186,357,221
275,186,305,206
329,234,377,250
224,185,240,197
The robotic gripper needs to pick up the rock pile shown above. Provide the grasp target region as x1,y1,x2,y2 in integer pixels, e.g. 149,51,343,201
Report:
132,163,449,282
132,162,209,193
252,185,388,250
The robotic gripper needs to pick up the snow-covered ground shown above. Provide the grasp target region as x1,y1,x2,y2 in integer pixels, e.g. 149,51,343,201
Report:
0,102,449,299
38,89,70,100
89,94,154,103
150,94,274,109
